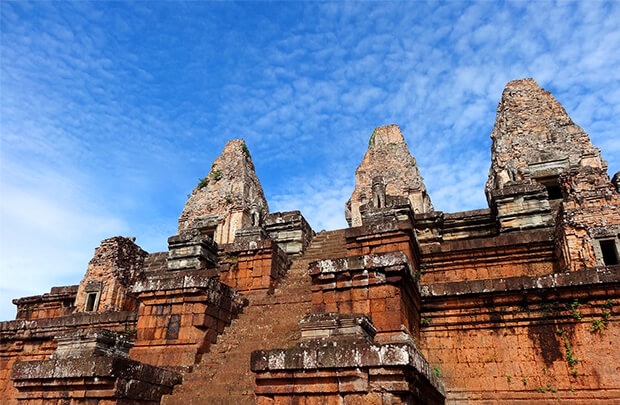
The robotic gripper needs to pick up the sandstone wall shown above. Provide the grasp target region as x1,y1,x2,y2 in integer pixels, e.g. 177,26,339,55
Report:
0,311,137,404
13,286,77,321
420,270,619,403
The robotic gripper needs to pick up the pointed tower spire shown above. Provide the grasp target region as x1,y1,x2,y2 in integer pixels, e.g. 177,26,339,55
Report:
345,124,432,227
178,139,268,244
486,78,606,197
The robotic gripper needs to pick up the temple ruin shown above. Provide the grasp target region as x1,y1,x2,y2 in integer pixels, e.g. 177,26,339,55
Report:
1,78,618,404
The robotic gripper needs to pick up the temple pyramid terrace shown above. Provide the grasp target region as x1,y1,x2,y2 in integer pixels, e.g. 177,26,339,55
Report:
1,79,619,404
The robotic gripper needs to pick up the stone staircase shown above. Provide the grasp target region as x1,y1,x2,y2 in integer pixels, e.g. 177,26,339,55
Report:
161,229,347,405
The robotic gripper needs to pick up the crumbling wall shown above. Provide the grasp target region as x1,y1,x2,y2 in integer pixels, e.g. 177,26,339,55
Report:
0,311,137,404
556,166,620,271
10,329,181,404
13,286,77,321
486,78,606,195
74,236,148,313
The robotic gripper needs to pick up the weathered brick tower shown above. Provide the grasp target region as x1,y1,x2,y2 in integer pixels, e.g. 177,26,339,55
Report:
1,78,618,404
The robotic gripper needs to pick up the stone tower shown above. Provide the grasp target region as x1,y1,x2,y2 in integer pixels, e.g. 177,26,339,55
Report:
486,78,606,197
345,124,433,227
178,139,268,244
486,78,619,270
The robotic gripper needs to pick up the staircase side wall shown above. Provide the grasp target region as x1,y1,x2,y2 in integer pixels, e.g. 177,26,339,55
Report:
220,239,291,294
130,273,246,370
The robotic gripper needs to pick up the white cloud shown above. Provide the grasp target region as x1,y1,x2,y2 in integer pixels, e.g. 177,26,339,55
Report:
0,168,129,321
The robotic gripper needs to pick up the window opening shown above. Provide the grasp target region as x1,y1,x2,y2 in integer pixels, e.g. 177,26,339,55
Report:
600,240,619,266
545,185,563,200
200,226,216,241
85,292,98,312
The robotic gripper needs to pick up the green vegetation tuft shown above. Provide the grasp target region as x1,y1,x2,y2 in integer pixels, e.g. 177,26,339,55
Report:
564,341,578,367
569,299,582,320
368,129,378,148
241,143,251,158
590,319,607,334
198,177,210,189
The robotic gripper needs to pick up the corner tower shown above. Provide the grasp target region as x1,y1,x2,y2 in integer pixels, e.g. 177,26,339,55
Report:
486,78,606,200
486,78,609,232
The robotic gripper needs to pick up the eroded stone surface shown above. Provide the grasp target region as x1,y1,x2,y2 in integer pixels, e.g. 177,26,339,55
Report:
74,236,147,313
346,124,432,227
178,139,269,244
486,78,606,195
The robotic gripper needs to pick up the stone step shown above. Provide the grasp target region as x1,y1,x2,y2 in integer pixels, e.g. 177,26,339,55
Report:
163,393,254,405
161,231,345,404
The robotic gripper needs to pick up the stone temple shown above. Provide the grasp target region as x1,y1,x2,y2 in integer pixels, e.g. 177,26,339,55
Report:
1,78,619,404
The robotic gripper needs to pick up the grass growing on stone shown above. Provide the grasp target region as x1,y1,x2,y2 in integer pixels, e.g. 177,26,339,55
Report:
569,300,582,320
368,129,377,148
198,177,210,189
211,170,222,181
242,143,251,158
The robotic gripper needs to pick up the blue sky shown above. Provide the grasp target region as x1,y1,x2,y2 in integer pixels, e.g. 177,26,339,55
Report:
1,1,619,320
